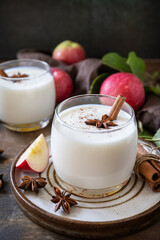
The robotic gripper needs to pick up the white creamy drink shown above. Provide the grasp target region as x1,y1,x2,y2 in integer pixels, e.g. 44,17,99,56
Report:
0,63,55,130
51,103,138,192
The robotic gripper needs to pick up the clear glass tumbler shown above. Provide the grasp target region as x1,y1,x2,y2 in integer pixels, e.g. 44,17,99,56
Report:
0,59,55,132
51,94,138,198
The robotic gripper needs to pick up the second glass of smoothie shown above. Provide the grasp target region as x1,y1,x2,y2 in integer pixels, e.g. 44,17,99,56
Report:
0,59,55,132
51,94,138,198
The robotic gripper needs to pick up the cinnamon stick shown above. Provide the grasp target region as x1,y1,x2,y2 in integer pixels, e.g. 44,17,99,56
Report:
147,179,160,192
150,160,160,172
137,143,160,182
85,95,126,129
0,68,28,80
136,141,160,192
0,69,8,77
109,95,126,120
139,163,159,182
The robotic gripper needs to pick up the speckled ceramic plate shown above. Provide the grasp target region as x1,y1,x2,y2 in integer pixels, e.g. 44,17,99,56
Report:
10,137,160,239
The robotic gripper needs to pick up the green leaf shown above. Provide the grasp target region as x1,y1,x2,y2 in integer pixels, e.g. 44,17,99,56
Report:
127,51,146,82
138,121,153,140
138,129,153,139
145,84,160,97
153,128,160,147
152,69,160,81
138,122,160,147
138,120,143,132
89,73,109,94
102,52,131,72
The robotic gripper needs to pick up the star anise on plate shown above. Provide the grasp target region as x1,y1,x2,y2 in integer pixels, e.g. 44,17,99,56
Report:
18,176,47,193
51,186,77,213
85,114,118,129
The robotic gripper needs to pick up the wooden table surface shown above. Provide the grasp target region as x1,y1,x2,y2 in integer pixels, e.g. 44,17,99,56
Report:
0,60,160,240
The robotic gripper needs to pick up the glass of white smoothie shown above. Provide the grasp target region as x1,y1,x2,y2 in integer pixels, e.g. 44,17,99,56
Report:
51,94,138,198
0,59,55,132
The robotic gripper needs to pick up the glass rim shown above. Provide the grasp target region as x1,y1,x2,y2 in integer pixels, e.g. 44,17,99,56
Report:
55,94,135,133
0,59,51,82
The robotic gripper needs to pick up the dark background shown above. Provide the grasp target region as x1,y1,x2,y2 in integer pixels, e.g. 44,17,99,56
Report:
0,0,160,60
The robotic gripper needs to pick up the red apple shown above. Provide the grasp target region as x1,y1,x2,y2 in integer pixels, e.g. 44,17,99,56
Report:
52,40,86,65
51,68,73,103
99,72,145,111
16,134,49,172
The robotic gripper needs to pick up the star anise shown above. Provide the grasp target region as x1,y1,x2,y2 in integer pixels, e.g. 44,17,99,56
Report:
85,114,118,129
10,72,28,78
51,186,77,213
10,72,29,83
0,174,3,189
85,95,126,129
18,176,47,193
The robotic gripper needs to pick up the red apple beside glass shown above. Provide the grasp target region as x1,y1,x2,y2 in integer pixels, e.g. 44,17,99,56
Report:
51,68,73,103
52,40,86,65
100,72,145,111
